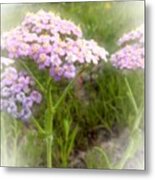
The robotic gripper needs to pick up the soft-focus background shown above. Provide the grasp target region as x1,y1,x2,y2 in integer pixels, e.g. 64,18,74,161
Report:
1,1,144,169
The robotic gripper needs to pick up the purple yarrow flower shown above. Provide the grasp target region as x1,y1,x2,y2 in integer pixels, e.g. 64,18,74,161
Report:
117,25,144,46
63,64,76,79
1,67,18,86
111,45,144,70
1,87,12,97
10,83,23,94
1,64,42,121
111,25,144,70
50,65,64,81
19,106,32,121
18,43,30,57
18,75,30,85
50,53,62,66
23,33,38,42
53,42,66,56
37,53,51,69
16,92,26,102
30,90,42,104
7,101,17,114
23,96,34,108
30,43,41,58
1,10,108,81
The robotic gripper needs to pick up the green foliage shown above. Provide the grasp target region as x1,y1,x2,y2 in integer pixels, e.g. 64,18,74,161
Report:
1,113,44,167
56,118,78,167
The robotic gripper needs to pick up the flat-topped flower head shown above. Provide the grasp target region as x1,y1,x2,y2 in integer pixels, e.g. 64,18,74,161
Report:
111,24,144,70
117,24,144,46
1,10,108,80
111,44,144,70
21,10,83,38
0,58,42,122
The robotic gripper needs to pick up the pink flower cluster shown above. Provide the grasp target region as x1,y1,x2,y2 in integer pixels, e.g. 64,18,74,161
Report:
111,25,144,70
1,10,108,80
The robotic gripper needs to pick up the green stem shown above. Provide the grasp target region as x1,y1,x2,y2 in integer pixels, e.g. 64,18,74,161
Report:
46,79,54,168
124,77,138,114
62,148,67,167
31,116,46,134
132,105,144,133
46,122,53,168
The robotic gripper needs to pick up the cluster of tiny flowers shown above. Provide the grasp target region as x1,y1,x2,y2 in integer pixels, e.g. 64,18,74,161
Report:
117,25,144,46
1,58,42,121
1,10,108,80
111,25,144,70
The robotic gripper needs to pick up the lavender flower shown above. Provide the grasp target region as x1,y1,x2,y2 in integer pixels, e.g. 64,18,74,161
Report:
1,60,42,121
1,87,12,97
16,92,26,102
19,107,32,122
1,10,108,80
117,25,144,46
1,67,18,86
111,44,144,70
30,90,42,104
23,97,34,108
63,64,76,79
111,25,144,70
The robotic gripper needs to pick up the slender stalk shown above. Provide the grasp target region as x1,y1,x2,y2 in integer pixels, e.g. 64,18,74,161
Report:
132,105,144,133
46,119,53,168
31,116,45,134
46,79,54,168
124,76,144,131
124,77,138,114
62,147,67,167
